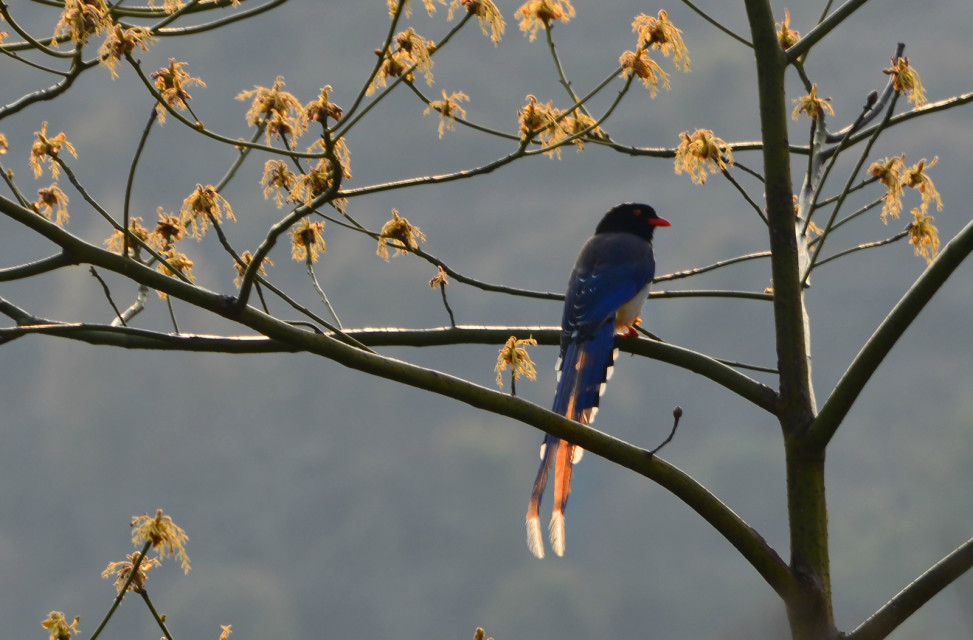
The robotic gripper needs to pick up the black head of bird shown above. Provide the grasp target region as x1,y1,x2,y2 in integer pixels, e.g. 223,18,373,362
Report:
594,202,671,240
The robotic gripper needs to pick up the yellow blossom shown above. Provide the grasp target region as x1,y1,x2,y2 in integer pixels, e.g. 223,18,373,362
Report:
559,110,602,151
884,56,926,107
152,207,186,248
515,0,575,41
234,250,272,287
105,216,152,254
53,0,111,46
424,90,469,138
0,133,9,155
908,208,939,264
29,122,77,179
149,0,183,12
32,184,70,226
290,217,326,263
180,184,235,239
237,76,306,144
304,85,343,126
287,140,350,207
429,264,449,288
102,552,161,593
620,48,670,97
903,156,942,214
131,509,191,572
632,10,690,72
792,84,834,121
448,0,505,45
261,160,296,207
41,612,80,640
219,625,233,640
148,0,236,12
674,128,734,184
378,209,426,260
868,155,905,222
155,249,194,297
776,9,800,50
388,0,445,18
367,29,436,95
518,94,565,157
495,335,538,388
99,24,154,78
151,59,206,124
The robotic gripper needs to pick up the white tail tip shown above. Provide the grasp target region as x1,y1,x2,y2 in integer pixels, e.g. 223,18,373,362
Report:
549,510,565,557
526,516,545,559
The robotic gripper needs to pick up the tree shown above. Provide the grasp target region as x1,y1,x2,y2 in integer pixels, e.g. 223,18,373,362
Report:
2,1,973,639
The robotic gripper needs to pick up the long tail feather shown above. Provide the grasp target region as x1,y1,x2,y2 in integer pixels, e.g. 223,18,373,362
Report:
527,320,617,558
549,510,565,558
526,435,557,558
550,440,576,556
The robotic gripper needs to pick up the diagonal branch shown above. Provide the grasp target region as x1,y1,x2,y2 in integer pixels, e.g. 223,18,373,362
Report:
0,252,76,281
0,193,795,596
808,212,973,449
785,0,873,62
847,537,973,640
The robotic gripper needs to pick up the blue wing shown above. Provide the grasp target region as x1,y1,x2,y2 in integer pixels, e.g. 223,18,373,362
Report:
527,232,656,558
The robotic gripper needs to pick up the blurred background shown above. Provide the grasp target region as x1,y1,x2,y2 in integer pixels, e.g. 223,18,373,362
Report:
2,1,972,638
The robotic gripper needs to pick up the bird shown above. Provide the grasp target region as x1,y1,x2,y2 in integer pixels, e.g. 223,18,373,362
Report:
526,202,670,558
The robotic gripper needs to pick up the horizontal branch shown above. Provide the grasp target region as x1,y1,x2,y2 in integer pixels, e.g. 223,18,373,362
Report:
0,316,778,414
0,194,794,597
847,536,973,640
840,91,973,149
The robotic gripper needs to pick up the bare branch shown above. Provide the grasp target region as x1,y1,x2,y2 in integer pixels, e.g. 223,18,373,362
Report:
785,0,873,62
809,212,973,449
848,537,973,640
0,252,76,281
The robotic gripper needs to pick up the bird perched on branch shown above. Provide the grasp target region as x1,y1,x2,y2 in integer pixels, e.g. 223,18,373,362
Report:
527,203,670,558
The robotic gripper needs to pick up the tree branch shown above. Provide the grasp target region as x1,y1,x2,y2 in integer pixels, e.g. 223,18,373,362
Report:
847,537,973,640
0,252,76,281
785,0,873,62
807,212,973,449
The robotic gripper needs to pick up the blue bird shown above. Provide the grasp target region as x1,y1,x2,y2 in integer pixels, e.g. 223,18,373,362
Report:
527,203,670,558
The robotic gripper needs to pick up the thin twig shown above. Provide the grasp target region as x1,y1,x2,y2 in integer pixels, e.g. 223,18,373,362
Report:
678,0,752,47
438,282,456,327
139,590,175,640
544,20,597,123
820,196,884,235
305,258,342,329
88,542,152,640
801,92,899,284
812,230,909,269
721,168,768,225
335,12,473,138
123,109,158,257
647,406,683,456
54,157,191,283
148,0,288,37
655,251,770,283
165,296,181,334
89,267,127,326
